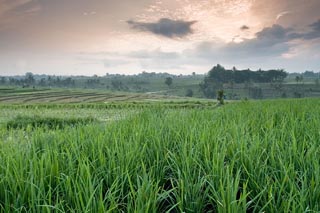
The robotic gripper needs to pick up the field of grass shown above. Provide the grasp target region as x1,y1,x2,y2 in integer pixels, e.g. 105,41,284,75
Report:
0,98,320,212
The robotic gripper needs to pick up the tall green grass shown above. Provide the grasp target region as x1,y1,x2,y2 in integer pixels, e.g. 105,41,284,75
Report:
0,99,319,212
6,115,97,130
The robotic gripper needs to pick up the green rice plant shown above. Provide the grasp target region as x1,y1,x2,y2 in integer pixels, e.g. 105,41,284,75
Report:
0,99,319,212
6,115,97,130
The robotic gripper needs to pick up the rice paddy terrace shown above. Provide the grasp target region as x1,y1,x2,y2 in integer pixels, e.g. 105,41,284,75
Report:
0,88,174,104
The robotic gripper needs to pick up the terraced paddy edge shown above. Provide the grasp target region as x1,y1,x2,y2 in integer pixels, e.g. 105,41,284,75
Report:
0,89,218,109
1,99,320,212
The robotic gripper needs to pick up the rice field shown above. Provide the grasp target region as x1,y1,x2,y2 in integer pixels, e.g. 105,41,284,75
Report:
0,88,190,104
0,98,320,212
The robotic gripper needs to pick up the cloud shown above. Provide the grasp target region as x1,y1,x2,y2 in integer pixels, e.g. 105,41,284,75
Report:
227,24,294,57
127,48,179,59
276,11,292,20
127,48,183,69
187,24,296,64
182,20,320,71
79,49,183,70
255,24,293,43
0,0,41,26
0,0,32,15
103,59,130,68
80,23,304,71
240,25,250,30
310,19,320,31
302,19,320,40
76,54,131,68
127,18,197,38
287,19,320,40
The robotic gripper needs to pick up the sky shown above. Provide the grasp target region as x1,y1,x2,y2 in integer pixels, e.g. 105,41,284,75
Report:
0,0,320,76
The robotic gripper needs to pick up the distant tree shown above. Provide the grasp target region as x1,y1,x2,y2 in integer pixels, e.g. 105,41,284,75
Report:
56,77,61,86
232,66,237,72
25,72,35,85
295,75,303,84
303,71,316,78
186,89,193,97
47,76,53,86
39,78,46,87
63,77,74,87
199,79,222,98
0,77,6,85
192,72,196,76
315,78,320,86
207,64,231,83
293,75,304,98
9,78,16,85
111,80,123,90
217,90,225,105
165,77,173,87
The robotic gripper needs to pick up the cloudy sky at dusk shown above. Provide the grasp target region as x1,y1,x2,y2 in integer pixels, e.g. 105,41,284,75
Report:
0,0,320,76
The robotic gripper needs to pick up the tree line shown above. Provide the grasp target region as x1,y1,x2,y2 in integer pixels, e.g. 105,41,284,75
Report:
0,73,75,88
204,64,288,84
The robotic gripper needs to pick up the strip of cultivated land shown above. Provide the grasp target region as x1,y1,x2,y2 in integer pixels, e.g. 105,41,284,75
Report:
0,88,206,104
0,98,320,212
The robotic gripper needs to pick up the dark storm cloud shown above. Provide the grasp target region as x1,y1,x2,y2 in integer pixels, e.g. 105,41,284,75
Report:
127,18,196,38
240,25,250,30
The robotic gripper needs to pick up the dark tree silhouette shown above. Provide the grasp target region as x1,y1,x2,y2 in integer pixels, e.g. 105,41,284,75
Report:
165,77,173,87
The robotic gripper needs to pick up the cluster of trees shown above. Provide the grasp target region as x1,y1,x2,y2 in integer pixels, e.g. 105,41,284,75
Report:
291,71,320,78
0,72,189,93
0,73,75,88
204,64,288,84
200,64,288,98
0,72,36,87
